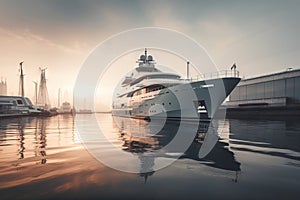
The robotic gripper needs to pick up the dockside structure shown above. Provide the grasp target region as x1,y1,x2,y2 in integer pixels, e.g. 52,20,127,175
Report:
227,68,300,117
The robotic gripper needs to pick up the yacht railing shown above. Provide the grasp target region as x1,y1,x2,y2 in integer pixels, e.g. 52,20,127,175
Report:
189,70,240,81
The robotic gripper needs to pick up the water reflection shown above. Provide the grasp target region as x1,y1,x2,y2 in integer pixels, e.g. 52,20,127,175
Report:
113,116,241,182
229,119,300,162
0,114,299,199
17,120,25,160
0,115,76,165
36,118,47,164
0,117,48,164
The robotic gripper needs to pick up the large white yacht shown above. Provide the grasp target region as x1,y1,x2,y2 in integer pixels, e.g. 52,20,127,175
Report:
112,50,240,120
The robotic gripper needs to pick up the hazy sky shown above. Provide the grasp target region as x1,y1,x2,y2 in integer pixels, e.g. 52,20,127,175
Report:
0,0,299,110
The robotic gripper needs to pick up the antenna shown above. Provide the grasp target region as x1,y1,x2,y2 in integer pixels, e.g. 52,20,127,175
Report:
186,61,190,80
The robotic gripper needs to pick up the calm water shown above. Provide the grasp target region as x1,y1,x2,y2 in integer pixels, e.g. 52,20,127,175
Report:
0,114,299,200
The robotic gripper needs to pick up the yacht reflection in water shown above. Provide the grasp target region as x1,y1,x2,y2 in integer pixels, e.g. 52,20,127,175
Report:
113,116,241,183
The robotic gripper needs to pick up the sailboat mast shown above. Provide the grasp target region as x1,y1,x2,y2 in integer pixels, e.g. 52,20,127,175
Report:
33,81,38,105
58,88,61,108
19,61,25,97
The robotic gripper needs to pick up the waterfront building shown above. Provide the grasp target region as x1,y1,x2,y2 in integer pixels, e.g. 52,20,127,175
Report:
227,68,300,116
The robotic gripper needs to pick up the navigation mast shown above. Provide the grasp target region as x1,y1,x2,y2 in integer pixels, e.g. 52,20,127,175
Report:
18,61,25,97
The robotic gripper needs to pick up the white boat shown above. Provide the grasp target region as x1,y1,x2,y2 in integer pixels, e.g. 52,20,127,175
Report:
0,95,45,117
112,50,241,120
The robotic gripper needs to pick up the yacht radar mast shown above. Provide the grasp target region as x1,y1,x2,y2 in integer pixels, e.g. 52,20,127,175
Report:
138,48,155,67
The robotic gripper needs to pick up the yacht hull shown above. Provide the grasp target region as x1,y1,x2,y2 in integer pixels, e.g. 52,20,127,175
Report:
112,77,240,120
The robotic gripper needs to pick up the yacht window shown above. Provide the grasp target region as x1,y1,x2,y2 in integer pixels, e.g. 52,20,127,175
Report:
130,74,180,86
17,100,23,105
146,85,166,93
